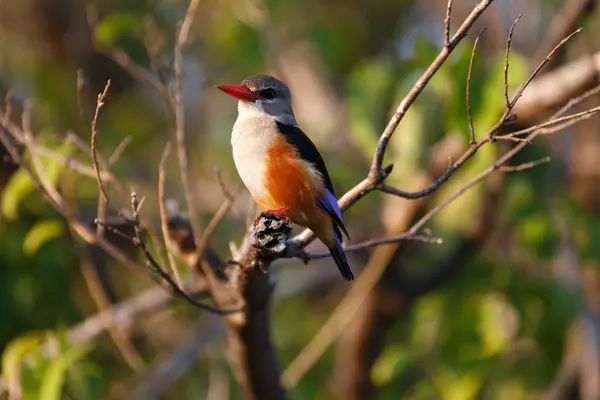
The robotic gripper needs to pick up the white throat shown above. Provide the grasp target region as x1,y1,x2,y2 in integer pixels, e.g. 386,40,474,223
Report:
230,102,277,201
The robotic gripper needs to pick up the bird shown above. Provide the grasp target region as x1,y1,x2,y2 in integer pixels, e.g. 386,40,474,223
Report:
217,74,354,281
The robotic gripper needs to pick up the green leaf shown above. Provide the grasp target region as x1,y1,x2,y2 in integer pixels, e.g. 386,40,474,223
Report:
435,369,482,400
478,293,517,356
94,13,142,47
1,332,46,396
39,343,92,400
1,169,36,220
371,344,409,386
23,220,64,255
1,134,75,220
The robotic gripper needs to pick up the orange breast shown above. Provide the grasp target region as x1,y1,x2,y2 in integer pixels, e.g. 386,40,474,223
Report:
258,135,322,219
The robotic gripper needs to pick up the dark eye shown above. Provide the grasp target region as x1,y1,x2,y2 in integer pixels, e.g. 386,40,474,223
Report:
259,88,276,99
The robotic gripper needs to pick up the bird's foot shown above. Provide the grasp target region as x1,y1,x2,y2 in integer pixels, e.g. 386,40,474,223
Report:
253,207,290,226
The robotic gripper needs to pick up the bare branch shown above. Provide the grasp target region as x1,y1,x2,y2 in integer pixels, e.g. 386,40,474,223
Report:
467,28,486,144
129,192,240,315
504,15,522,109
0,119,145,276
108,135,132,166
108,49,169,106
173,0,203,251
90,80,136,224
553,84,600,118
133,315,225,400
499,156,551,172
444,0,454,47
79,258,145,372
194,169,240,259
2,3,595,398
281,28,599,388
377,164,456,199
1,91,237,315
215,166,236,202
303,232,443,261
282,104,576,390
20,101,63,204
30,146,110,180
514,53,600,122
197,192,238,255
497,105,600,141
368,24,582,205
369,0,495,176
253,2,497,258
510,28,583,113
533,0,594,66
158,142,183,287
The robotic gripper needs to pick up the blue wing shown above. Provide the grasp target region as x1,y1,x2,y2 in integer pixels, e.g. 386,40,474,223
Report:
318,188,350,239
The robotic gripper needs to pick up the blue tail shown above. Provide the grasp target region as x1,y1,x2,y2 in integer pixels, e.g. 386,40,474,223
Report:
330,227,354,281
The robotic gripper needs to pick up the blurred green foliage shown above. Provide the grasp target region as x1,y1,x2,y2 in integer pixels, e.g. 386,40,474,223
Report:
0,0,599,399
2,331,101,399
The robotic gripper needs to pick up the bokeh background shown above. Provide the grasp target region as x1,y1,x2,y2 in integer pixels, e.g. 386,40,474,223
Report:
1,0,600,399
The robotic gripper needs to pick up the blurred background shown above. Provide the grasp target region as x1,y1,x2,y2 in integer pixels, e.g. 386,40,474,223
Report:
1,0,600,399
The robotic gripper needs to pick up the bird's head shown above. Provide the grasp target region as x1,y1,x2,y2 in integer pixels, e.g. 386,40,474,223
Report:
217,75,295,124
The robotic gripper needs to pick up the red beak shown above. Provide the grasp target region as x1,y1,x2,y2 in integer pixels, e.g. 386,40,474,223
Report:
216,84,261,102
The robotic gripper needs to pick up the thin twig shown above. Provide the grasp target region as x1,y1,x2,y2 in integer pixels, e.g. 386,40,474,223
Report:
79,259,146,372
108,136,132,166
21,101,63,205
444,0,454,47
303,233,443,261
173,0,203,251
1,98,234,315
497,105,600,140
504,15,522,108
61,131,166,255
31,146,111,180
68,131,98,159
287,0,495,251
532,0,593,66
369,0,495,176
467,28,486,144
197,197,238,256
158,142,183,287
499,156,551,172
133,315,225,400
553,85,600,119
281,30,599,386
215,167,235,202
194,169,241,265
90,81,136,224
406,118,581,239
284,88,592,389
108,49,170,107
0,115,147,275
129,192,240,315
508,28,583,111
93,220,135,241
366,24,582,204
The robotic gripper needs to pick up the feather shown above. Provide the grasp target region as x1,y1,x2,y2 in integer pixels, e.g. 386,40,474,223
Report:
275,121,334,192
276,122,349,238
318,189,349,239
275,121,353,279
329,228,354,280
